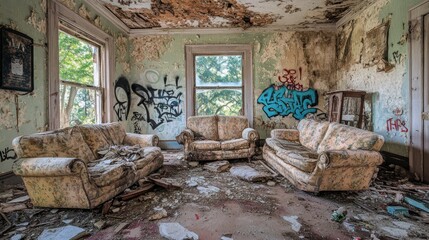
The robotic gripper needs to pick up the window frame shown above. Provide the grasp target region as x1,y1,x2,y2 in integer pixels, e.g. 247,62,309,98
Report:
185,45,253,126
48,0,115,130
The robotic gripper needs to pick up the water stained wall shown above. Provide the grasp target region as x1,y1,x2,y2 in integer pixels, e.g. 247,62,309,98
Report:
126,31,336,141
336,0,424,156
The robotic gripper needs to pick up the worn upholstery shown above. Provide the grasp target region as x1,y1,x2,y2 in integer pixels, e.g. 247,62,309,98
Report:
263,119,384,192
12,123,163,209
177,115,258,161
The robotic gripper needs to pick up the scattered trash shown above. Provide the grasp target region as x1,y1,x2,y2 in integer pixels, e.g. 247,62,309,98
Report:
37,225,87,240
159,222,199,240
0,212,12,235
148,207,168,221
10,234,24,240
197,186,220,196
380,226,408,239
220,235,233,240
404,196,429,213
94,220,107,230
229,165,272,182
386,206,409,217
203,161,230,173
113,222,129,234
102,200,113,215
331,207,347,222
0,202,27,213
282,215,302,232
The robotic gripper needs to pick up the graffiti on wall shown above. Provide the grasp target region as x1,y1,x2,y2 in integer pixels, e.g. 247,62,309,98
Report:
278,67,303,90
1,147,17,162
258,67,318,120
257,85,317,120
386,118,408,133
131,75,183,131
113,76,131,121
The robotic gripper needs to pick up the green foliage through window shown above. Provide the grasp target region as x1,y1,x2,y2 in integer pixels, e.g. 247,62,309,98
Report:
195,55,243,116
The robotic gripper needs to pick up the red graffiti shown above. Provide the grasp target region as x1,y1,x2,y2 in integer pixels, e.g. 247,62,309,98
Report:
386,118,408,133
277,67,303,90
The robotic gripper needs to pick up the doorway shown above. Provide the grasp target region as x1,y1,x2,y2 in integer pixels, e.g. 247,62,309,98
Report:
409,1,429,182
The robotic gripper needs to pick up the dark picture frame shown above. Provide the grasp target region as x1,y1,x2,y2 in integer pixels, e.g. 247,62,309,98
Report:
0,28,34,92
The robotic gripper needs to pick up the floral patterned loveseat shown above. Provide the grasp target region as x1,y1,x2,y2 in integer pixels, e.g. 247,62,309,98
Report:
263,119,384,192
176,115,259,161
12,122,163,209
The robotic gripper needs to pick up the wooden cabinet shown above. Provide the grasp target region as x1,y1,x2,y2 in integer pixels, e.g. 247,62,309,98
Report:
327,90,366,129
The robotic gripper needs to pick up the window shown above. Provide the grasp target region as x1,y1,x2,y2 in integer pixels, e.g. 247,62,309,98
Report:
59,30,102,128
186,45,253,124
48,1,115,130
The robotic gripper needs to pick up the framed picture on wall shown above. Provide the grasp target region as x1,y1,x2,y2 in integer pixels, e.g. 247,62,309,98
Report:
0,28,33,92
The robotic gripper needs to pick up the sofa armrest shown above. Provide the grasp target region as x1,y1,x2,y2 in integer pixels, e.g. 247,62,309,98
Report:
12,157,86,177
176,129,194,144
124,133,159,147
270,129,299,142
242,128,259,141
317,150,384,169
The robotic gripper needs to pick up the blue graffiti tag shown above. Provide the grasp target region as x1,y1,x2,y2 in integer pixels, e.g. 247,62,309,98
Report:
257,85,318,120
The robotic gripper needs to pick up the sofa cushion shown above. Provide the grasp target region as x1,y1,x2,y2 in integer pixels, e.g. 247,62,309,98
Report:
78,122,127,158
265,138,308,153
317,123,384,153
14,127,95,163
297,119,330,152
221,138,250,150
277,150,319,173
190,140,221,151
131,146,162,169
87,158,136,187
218,116,249,141
187,116,218,140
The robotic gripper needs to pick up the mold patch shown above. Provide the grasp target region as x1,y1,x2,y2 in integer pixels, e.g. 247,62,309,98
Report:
131,35,173,69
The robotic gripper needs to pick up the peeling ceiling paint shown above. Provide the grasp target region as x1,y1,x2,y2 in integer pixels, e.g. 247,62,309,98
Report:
97,0,361,29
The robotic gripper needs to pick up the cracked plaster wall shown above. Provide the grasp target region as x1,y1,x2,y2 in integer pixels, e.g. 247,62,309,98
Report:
336,0,425,157
0,0,130,173
127,31,336,141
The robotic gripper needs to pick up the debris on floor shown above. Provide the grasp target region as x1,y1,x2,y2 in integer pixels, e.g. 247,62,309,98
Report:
158,222,198,240
203,160,231,173
229,165,272,182
37,225,87,240
1,151,429,239
331,206,348,222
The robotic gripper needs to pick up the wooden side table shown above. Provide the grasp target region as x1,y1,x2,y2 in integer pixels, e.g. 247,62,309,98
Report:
327,90,366,129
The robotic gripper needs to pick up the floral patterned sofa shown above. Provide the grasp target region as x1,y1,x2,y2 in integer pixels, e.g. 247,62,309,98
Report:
176,115,259,161
12,122,163,209
263,119,384,192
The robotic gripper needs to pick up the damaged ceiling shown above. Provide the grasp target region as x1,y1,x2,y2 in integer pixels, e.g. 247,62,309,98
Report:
94,0,362,30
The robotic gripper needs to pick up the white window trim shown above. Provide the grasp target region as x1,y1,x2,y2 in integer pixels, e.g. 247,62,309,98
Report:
185,44,253,126
48,0,115,130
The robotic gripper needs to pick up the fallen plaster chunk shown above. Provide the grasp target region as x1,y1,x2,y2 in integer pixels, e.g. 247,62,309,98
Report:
37,225,86,240
149,207,168,221
159,222,199,240
203,161,230,172
197,186,220,196
392,221,414,230
282,216,302,232
229,165,272,182
11,234,24,240
188,161,199,167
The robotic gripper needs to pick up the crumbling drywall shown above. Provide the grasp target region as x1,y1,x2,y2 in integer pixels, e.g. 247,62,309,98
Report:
336,0,424,156
127,31,336,141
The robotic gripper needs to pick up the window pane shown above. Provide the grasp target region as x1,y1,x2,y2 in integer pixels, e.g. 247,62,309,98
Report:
196,89,242,116
60,84,100,128
59,31,98,86
195,55,242,87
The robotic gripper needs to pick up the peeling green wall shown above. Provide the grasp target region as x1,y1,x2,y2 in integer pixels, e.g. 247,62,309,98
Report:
127,31,336,142
0,0,129,174
336,0,425,157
